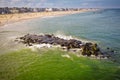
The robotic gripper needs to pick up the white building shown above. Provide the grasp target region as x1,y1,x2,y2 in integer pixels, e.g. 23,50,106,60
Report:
45,8,53,12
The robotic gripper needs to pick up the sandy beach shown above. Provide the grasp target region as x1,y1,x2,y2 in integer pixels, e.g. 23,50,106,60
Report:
0,9,93,27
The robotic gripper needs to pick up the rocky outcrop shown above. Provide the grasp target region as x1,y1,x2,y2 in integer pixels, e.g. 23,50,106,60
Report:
19,34,82,49
17,34,104,57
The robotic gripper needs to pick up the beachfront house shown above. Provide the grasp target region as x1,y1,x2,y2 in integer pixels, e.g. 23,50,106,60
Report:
0,7,11,14
9,7,19,14
19,7,31,13
45,8,53,12
0,8,4,14
40,8,46,12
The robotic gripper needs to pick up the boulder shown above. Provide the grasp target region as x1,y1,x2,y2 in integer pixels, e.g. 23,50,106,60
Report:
81,43,102,56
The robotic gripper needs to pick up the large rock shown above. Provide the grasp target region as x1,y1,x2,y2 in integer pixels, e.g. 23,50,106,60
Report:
81,43,102,56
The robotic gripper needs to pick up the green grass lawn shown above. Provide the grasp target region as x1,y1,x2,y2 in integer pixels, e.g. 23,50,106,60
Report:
0,48,120,80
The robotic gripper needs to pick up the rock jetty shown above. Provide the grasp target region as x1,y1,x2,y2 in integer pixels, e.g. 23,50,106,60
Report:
17,34,104,57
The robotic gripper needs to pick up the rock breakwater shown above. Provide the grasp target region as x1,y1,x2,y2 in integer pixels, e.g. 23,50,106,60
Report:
16,34,110,58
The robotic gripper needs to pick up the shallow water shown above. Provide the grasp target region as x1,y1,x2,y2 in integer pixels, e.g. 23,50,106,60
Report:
0,9,120,57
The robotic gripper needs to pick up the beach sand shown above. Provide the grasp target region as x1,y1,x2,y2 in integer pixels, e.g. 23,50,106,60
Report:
0,9,94,27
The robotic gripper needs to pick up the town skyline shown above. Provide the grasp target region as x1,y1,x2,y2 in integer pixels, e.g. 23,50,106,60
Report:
0,7,96,14
0,0,120,8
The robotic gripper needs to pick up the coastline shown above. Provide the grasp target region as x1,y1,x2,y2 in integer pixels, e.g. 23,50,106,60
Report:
0,9,95,27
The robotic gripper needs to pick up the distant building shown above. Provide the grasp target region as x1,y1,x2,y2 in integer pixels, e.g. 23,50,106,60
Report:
0,7,11,14
45,8,53,12
19,7,30,13
39,8,46,12
9,8,19,13
0,8,4,14
33,8,38,12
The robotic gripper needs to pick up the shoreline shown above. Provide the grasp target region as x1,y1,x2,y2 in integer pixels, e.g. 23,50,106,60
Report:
0,9,95,27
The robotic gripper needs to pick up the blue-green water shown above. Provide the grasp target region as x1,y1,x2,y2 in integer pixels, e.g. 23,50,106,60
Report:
0,9,120,57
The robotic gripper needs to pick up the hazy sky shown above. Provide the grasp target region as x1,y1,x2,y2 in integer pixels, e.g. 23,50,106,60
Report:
0,0,120,8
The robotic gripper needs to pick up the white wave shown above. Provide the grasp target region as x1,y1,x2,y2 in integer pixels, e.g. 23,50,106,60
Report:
54,33,89,43
53,31,74,40
29,43,62,51
31,44,52,48
55,34,73,40
42,15,63,19
61,54,71,58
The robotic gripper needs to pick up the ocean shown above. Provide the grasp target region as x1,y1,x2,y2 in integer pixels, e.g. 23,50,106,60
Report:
0,9,120,61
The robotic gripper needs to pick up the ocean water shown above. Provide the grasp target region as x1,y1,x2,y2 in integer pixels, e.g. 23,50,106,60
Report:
0,9,120,58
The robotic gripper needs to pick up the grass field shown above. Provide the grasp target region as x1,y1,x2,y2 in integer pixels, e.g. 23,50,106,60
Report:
0,48,120,80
